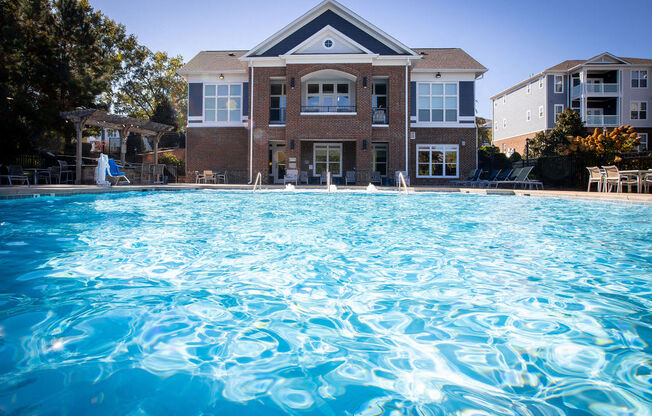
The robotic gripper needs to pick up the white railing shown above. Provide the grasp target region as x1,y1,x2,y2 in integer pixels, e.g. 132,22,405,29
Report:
397,172,409,194
252,172,262,193
586,115,619,126
326,170,331,193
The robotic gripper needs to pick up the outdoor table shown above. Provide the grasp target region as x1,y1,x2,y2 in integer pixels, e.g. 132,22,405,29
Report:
619,169,652,193
24,168,50,184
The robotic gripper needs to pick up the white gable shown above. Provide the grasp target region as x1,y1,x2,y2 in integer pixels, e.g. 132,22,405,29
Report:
289,26,371,55
585,52,630,66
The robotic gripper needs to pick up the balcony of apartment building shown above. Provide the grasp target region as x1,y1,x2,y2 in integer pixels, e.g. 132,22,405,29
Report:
584,97,620,127
300,70,357,115
571,70,620,99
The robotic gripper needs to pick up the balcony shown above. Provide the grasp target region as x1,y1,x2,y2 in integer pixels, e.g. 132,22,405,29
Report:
301,105,356,114
585,114,619,126
269,108,286,125
571,83,619,98
372,107,388,125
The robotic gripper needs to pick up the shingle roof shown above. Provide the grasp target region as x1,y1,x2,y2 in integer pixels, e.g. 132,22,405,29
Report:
179,48,487,74
411,48,487,71
179,50,248,74
545,56,652,72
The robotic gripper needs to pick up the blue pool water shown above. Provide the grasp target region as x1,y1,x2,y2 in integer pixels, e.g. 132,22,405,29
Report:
0,190,651,415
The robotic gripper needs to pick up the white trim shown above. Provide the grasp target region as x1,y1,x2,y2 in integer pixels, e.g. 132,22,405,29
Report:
554,75,564,93
554,104,564,121
415,144,459,178
249,66,254,184
313,142,343,177
284,25,374,55
240,0,418,58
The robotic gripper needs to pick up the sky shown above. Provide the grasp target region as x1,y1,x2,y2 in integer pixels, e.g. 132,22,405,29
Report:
89,0,651,119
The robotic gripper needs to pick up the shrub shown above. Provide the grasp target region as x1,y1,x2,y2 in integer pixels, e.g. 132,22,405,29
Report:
508,152,522,163
158,154,185,173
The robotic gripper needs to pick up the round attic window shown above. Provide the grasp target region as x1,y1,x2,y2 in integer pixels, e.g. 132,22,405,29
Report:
323,39,333,49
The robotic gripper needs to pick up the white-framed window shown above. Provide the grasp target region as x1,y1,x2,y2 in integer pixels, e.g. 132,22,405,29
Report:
526,110,531,122
372,143,388,177
503,118,507,128
323,39,333,49
305,82,352,112
416,144,459,178
554,75,564,93
539,78,544,88
539,105,544,118
502,143,506,152
632,70,648,88
526,83,531,94
631,101,647,120
313,143,342,176
638,133,648,150
417,82,458,122
554,104,564,122
204,84,242,122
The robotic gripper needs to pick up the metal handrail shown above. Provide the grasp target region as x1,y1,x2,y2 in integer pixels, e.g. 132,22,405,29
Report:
398,172,408,194
326,170,331,193
301,106,356,113
252,172,262,193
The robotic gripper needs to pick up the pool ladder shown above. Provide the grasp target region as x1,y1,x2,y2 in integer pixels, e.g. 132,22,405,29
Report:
397,172,409,194
252,172,262,193
326,171,331,193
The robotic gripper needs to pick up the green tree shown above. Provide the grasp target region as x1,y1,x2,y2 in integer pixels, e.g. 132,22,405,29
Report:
112,48,187,131
476,116,492,147
529,108,585,157
0,0,134,160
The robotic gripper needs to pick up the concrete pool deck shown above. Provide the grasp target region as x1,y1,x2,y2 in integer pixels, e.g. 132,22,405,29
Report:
1,183,652,204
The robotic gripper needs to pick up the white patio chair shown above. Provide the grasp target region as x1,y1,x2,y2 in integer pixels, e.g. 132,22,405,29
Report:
603,165,637,193
586,166,603,192
284,169,298,185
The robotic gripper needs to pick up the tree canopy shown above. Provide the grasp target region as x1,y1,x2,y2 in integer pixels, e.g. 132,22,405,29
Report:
528,108,586,157
0,0,186,161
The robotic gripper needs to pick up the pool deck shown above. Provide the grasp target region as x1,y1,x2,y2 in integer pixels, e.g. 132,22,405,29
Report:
1,183,651,203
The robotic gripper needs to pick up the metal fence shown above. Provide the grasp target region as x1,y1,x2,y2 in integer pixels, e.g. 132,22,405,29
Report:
514,151,652,189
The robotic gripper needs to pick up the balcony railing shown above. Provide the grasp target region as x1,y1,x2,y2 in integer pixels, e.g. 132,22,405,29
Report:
571,83,619,98
372,107,388,125
301,106,356,113
586,114,619,126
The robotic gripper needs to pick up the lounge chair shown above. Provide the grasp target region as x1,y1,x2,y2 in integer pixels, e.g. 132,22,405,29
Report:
6,165,31,186
454,168,480,185
586,166,603,192
300,171,308,184
492,167,526,188
345,170,356,185
602,165,637,193
107,159,130,184
284,169,298,185
457,169,484,186
474,169,502,188
370,171,382,185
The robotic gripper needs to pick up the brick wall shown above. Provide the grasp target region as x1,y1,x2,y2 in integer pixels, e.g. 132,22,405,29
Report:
493,130,546,156
186,127,249,183
140,148,186,164
410,127,477,185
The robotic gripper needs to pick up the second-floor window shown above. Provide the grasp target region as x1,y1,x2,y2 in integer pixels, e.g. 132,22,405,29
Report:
539,105,544,118
372,80,388,124
270,82,286,124
526,110,531,121
204,84,241,122
417,82,457,123
305,82,352,112
555,104,564,121
632,70,648,88
554,75,563,93
631,102,647,120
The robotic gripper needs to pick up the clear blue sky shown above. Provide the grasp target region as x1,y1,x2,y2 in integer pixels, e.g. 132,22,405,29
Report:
90,0,651,118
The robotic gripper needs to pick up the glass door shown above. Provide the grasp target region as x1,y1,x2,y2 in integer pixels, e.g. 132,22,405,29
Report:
372,143,388,178
270,144,286,183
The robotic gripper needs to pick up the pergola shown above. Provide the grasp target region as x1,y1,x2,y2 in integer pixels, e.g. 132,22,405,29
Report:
60,109,174,184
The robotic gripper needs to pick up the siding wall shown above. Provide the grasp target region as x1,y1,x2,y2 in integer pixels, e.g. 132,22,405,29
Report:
622,67,652,128
493,76,547,142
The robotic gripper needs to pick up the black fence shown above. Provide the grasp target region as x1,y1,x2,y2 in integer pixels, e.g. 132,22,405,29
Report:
514,151,652,189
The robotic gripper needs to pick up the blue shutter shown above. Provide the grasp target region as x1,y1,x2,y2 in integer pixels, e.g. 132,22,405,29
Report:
188,83,203,117
410,81,416,117
459,81,474,117
242,82,249,117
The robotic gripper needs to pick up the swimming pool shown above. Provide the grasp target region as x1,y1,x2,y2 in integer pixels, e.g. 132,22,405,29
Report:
0,190,650,415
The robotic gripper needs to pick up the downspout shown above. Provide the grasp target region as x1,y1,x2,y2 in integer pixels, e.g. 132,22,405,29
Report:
405,61,409,172
248,64,254,184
